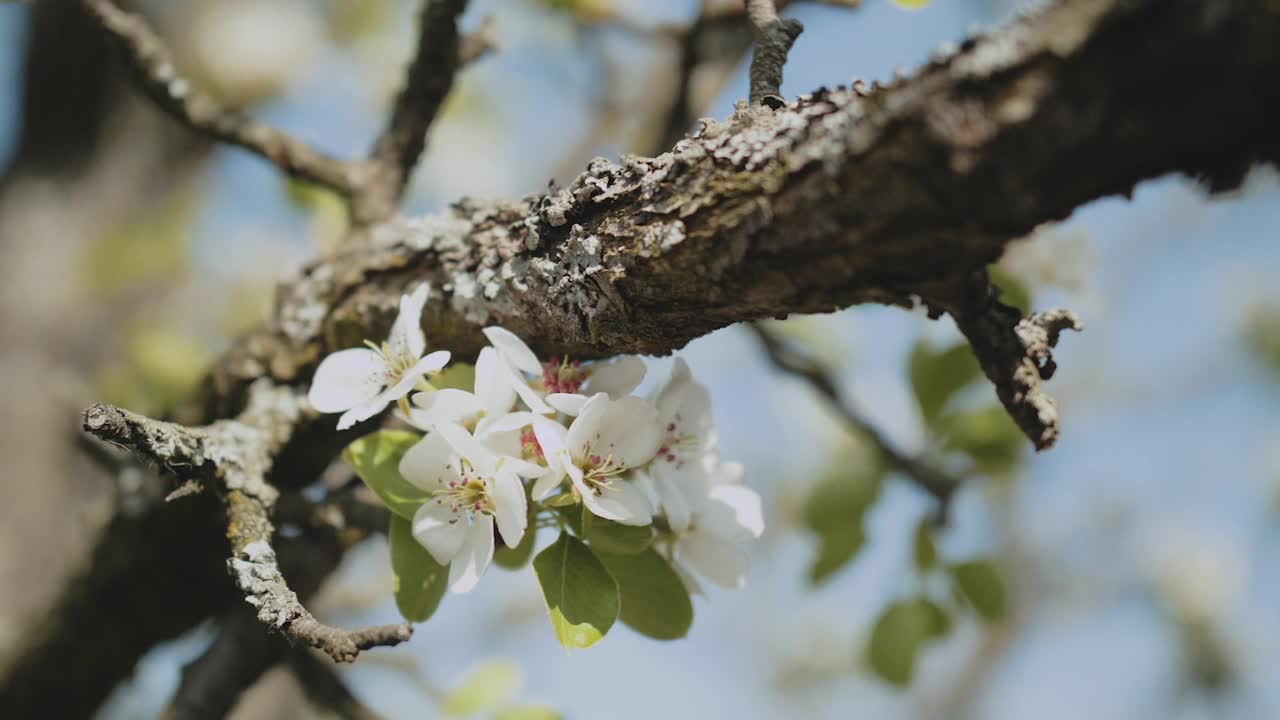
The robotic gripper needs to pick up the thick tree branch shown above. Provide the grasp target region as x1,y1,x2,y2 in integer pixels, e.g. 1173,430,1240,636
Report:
358,0,471,226
81,381,412,662
745,0,804,107
81,0,363,195
749,323,962,509
207,0,1280,447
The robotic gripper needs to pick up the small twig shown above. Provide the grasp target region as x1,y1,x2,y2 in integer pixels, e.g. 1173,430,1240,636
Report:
744,0,804,108
81,0,363,195
81,381,412,663
458,16,498,67
925,271,1083,451
358,0,471,226
748,323,962,512
165,479,204,502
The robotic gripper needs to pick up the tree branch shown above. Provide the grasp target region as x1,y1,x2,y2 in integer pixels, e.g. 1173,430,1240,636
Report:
207,0,1280,450
745,0,804,107
358,0,471,226
81,381,412,662
81,0,363,195
748,323,962,510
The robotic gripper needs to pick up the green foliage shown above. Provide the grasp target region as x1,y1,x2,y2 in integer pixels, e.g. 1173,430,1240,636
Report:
951,560,1009,621
493,706,563,720
913,518,938,571
938,406,1024,476
1245,303,1280,379
866,598,952,686
343,430,430,519
891,0,933,9
442,660,522,717
429,362,478,392
82,192,193,293
909,341,983,427
584,516,655,556
495,505,538,570
533,532,619,649
991,267,1032,314
389,515,448,623
596,548,693,641
803,460,884,584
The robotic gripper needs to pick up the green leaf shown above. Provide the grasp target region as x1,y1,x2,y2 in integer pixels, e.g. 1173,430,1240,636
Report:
431,362,477,392
533,532,619,649
493,705,562,720
495,525,538,570
909,341,982,427
913,518,938,570
803,462,883,584
442,660,521,717
343,430,430,519
543,492,579,508
596,548,693,640
892,0,932,9
585,517,655,555
951,560,1008,621
809,523,866,585
389,515,448,623
991,267,1032,314
938,406,1024,475
866,598,950,687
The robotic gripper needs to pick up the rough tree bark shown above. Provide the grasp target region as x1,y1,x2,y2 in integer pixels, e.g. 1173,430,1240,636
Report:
2,0,1278,716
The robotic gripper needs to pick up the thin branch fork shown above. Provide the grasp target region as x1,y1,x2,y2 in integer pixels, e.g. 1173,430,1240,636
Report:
81,381,412,663
748,323,962,510
82,0,484,226
81,0,362,195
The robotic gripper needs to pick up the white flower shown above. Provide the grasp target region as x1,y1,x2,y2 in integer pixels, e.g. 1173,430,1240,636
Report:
531,393,661,526
639,358,718,531
399,422,544,593
403,347,516,429
482,326,553,413
308,284,450,430
670,460,764,590
543,356,647,415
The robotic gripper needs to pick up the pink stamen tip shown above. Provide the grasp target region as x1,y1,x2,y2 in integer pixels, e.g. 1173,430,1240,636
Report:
591,455,602,465
667,423,676,432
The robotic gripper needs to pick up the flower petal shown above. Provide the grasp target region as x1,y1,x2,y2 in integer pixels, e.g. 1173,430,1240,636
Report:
336,391,393,430
676,532,749,589
582,480,652,526
482,326,542,375
435,422,499,475
388,283,430,359
531,415,571,482
702,485,765,542
412,388,483,424
651,466,693,533
412,500,466,565
577,396,662,469
587,356,646,397
448,515,495,593
308,348,386,413
475,347,517,417
492,469,527,548
545,392,588,416
653,357,693,424
399,432,458,493
531,472,563,500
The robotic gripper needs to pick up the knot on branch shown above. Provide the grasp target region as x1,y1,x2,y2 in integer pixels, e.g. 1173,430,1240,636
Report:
934,275,1083,451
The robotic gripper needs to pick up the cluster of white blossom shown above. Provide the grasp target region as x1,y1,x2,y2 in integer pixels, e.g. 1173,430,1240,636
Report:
308,284,763,596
